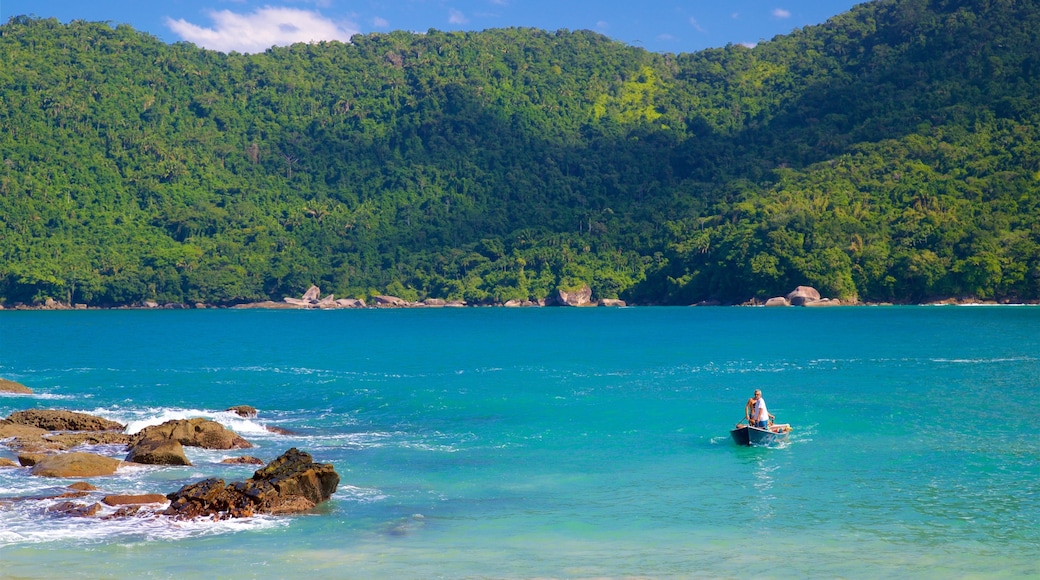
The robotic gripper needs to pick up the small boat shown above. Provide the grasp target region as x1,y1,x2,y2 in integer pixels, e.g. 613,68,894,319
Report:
730,422,791,446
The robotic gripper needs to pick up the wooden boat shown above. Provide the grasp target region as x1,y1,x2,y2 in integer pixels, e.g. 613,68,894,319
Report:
730,422,791,446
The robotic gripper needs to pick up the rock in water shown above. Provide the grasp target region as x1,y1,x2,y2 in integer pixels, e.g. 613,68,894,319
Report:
131,418,252,450
30,452,121,478
0,378,33,394
164,448,339,519
125,437,192,466
6,410,124,431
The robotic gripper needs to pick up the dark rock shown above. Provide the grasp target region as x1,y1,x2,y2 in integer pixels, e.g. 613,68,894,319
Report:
6,410,125,432
226,405,258,418
221,456,265,465
164,448,339,519
44,432,132,450
264,425,294,435
48,501,102,517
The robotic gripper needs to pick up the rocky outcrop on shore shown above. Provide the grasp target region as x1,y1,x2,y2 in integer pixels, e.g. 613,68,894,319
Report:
0,406,340,521
760,285,844,307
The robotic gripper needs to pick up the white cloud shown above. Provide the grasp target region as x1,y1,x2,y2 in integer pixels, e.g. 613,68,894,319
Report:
166,7,358,53
739,41,757,48
449,9,468,25
372,16,389,28
689,17,705,33
772,8,791,19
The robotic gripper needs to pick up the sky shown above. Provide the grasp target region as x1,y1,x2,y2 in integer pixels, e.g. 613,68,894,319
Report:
1,0,867,54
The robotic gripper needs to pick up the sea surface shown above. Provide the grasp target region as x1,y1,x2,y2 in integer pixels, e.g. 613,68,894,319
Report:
1,306,1038,579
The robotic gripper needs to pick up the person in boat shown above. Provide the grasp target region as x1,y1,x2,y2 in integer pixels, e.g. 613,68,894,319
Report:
746,389,774,429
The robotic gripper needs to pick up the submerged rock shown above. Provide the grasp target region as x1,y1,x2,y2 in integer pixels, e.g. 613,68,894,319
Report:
225,405,258,418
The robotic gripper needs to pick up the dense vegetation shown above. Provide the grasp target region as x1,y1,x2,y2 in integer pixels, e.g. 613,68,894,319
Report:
2,0,1039,306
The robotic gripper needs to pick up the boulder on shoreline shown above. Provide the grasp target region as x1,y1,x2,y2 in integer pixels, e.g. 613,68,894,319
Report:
787,285,822,306
554,284,593,307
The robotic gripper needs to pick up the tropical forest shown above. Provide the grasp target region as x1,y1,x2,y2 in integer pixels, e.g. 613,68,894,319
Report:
1,0,1039,307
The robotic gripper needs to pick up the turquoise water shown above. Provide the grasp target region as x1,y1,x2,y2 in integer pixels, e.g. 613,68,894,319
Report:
1,307,1038,578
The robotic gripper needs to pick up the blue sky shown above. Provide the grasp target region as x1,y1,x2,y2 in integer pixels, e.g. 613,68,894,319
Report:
2,1,866,54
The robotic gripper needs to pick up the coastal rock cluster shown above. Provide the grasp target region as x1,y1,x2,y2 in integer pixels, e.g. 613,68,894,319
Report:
0,400,340,522
760,286,842,307
236,284,626,309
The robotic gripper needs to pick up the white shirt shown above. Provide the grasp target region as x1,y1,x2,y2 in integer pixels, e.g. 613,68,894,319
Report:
753,397,769,422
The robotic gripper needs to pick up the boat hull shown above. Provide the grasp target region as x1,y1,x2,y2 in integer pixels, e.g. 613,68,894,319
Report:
730,424,790,447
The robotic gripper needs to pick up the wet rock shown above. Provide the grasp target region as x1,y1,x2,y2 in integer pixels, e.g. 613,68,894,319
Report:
0,457,18,467
6,410,125,432
17,452,48,466
30,452,121,478
102,493,167,506
68,482,98,491
221,456,265,465
48,501,102,517
164,448,339,519
226,405,257,418
131,418,252,450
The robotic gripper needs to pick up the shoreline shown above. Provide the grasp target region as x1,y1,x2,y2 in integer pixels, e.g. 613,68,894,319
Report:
2,297,1038,311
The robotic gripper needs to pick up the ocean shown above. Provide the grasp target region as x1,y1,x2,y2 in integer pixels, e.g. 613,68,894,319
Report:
1,306,1038,579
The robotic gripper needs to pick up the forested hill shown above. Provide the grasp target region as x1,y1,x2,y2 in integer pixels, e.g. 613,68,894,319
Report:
2,0,1039,307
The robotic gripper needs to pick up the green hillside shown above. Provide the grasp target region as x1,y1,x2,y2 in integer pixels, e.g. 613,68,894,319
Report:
1,0,1039,306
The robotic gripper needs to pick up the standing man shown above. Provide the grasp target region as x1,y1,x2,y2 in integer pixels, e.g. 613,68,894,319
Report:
746,389,773,428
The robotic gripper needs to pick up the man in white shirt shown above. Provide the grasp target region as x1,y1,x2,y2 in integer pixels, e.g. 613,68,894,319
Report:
746,389,773,428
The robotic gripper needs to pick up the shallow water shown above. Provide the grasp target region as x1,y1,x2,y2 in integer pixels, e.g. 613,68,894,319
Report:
1,307,1038,578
